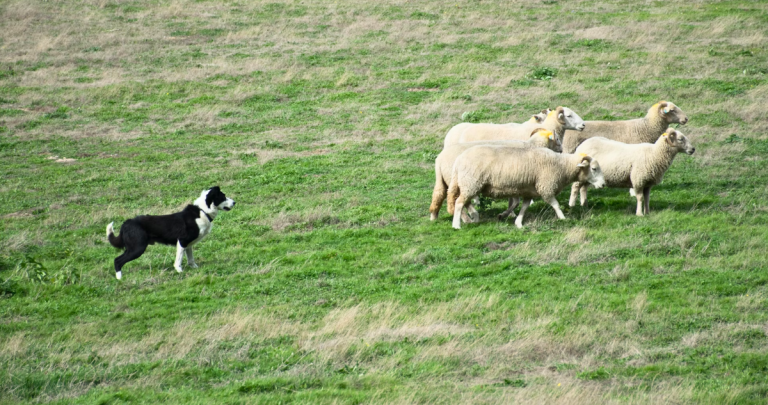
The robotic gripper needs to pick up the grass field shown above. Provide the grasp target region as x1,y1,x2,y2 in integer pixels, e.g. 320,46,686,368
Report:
1,0,768,403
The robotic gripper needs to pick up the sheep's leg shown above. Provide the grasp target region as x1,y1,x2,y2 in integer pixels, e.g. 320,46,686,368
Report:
498,197,519,220
643,187,651,215
580,185,588,206
514,199,532,229
569,183,580,207
634,187,644,216
467,203,480,222
629,188,636,197
460,204,472,223
429,184,446,221
446,183,460,216
452,196,466,230
546,196,566,220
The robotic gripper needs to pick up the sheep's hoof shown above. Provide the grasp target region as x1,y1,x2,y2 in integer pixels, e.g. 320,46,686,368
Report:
429,213,437,221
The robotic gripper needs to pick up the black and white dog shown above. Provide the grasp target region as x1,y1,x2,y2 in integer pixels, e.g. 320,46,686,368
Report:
106,186,235,280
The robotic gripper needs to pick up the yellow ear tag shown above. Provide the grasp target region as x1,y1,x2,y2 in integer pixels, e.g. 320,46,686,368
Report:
578,153,588,158
661,132,668,137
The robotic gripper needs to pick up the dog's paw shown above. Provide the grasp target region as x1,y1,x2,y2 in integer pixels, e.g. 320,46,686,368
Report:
175,266,184,273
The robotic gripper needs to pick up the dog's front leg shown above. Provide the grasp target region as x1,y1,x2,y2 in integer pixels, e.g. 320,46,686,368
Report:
185,247,198,268
174,241,185,273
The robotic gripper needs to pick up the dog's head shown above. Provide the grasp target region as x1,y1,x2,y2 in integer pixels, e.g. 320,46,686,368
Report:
200,186,235,213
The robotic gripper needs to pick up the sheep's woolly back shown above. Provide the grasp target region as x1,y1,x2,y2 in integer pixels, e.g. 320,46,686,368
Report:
442,107,571,148
435,137,556,191
562,101,687,153
449,146,586,204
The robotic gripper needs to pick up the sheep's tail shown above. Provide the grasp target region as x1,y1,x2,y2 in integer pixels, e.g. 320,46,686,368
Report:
107,222,124,248
446,164,461,215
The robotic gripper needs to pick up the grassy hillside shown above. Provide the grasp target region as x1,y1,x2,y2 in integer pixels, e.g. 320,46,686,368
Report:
1,0,767,403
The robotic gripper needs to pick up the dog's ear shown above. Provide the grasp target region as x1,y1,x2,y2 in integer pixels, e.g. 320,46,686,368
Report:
210,186,220,192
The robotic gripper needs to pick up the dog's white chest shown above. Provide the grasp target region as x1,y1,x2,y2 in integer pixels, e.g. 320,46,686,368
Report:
191,214,213,245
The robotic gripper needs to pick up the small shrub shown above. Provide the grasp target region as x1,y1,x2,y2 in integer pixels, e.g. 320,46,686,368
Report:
529,67,557,81
577,367,610,380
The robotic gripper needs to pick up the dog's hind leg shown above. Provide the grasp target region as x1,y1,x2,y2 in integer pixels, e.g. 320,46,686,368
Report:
114,245,146,280
185,247,198,268
174,241,187,273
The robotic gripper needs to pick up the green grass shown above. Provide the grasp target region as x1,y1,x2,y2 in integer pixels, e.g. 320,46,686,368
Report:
1,0,768,403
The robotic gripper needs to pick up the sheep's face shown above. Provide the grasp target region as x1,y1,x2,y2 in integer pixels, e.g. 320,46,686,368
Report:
529,128,562,152
548,134,563,153
577,156,605,189
529,108,551,124
559,107,586,131
658,101,688,125
664,130,696,155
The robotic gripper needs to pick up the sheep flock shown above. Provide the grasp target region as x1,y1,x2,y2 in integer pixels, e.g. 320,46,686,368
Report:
431,101,694,229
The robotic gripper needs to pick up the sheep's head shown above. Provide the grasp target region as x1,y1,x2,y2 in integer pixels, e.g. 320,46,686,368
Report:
555,106,586,131
662,129,695,155
529,108,552,124
529,128,562,152
576,154,605,189
655,101,688,125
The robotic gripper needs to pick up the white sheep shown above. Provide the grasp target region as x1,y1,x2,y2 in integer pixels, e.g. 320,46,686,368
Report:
562,101,689,153
447,147,605,229
569,129,695,216
430,128,562,223
443,106,585,148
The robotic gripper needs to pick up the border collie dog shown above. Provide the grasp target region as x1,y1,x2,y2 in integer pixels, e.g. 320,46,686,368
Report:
106,186,235,280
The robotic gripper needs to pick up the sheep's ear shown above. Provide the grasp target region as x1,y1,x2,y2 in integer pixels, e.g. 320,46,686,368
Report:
659,102,671,114
576,154,591,167
664,130,677,144
556,107,566,124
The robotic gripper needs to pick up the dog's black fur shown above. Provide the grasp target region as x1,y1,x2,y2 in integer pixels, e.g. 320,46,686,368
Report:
107,186,234,279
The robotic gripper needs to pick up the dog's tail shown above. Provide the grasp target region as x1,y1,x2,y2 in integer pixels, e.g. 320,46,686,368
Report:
107,222,124,248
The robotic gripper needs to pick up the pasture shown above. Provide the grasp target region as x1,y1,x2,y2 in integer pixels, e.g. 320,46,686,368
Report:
1,0,767,403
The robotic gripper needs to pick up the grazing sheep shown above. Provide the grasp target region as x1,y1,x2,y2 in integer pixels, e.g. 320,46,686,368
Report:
562,101,689,153
447,147,605,229
569,129,695,216
443,106,585,148
430,129,561,222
